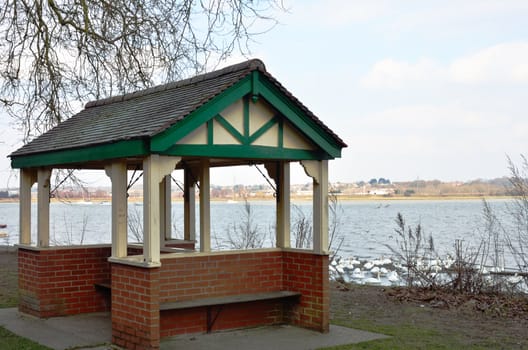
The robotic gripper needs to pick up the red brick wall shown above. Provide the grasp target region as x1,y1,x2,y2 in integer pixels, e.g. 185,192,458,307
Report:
156,250,329,336
158,251,286,336
18,246,111,318
282,250,329,332
111,264,160,350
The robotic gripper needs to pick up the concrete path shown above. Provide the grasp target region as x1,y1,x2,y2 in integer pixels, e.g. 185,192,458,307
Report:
162,324,389,350
0,308,112,349
0,308,389,350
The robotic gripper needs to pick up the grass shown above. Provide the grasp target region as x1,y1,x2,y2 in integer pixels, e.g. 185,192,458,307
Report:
319,319,518,350
0,326,51,350
0,263,18,308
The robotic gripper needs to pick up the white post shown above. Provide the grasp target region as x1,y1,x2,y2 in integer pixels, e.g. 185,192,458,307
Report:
277,161,291,248
199,159,211,252
37,168,52,247
265,162,290,248
143,155,180,264
159,175,172,246
301,160,329,254
184,167,196,242
105,162,128,258
19,169,36,245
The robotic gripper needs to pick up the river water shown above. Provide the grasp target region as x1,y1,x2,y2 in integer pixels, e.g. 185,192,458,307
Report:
0,198,516,267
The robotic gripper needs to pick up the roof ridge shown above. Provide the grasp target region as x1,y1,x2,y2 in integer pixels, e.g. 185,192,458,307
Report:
85,59,266,109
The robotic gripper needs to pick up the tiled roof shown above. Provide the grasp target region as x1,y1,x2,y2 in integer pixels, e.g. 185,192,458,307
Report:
10,59,346,158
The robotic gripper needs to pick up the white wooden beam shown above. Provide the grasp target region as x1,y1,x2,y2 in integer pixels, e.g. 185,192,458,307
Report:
184,167,196,242
301,160,329,254
199,159,211,252
37,168,52,247
19,169,37,245
105,162,128,258
159,175,172,246
143,155,180,265
265,162,290,248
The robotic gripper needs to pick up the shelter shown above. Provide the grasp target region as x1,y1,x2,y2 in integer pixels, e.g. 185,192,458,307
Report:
10,59,347,350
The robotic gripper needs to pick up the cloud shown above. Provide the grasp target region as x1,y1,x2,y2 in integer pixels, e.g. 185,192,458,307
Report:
360,58,446,89
287,0,390,27
361,42,528,88
451,42,528,84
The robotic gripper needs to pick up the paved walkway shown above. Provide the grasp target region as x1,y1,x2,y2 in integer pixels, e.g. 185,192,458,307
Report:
0,308,389,349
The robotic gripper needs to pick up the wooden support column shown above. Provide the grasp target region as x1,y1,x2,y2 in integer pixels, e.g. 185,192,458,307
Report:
105,161,128,258
159,175,172,246
301,160,329,254
19,169,37,245
184,167,196,242
199,159,211,252
37,168,52,247
265,161,290,248
143,155,180,265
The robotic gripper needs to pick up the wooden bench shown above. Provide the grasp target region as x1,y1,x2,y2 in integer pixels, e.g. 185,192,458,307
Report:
160,291,301,333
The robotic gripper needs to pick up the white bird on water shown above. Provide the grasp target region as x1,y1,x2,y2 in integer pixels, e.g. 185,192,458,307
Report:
387,271,400,284
363,271,382,285
351,268,365,280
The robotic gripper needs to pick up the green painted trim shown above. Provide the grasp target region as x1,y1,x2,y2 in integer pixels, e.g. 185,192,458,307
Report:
11,139,149,168
162,144,327,160
251,70,260,102
258,74,342,158
207,120,213,145
243,96,250,139
215,114,246,144
248,116,278,144
278,118,284,149
150,76,252,152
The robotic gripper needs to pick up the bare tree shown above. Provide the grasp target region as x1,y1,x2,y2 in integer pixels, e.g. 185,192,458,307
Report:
128,205,143,243
226,199,265,249
328,192,344,262
0,0,285,141
291,204,312,249
503,155,528,281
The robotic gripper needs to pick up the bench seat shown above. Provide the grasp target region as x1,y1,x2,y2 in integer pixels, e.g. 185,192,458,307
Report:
160,290,300,311
160,290,301,333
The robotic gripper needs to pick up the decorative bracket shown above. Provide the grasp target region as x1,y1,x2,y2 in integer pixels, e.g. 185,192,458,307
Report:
300,160,321,184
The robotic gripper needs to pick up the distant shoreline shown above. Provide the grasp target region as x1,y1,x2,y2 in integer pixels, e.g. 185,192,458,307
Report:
0,195,515,204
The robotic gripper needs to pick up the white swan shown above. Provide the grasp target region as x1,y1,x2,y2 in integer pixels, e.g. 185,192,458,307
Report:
387,271,400,284
351,268,365,280
507,274,523,285
364,272,382,285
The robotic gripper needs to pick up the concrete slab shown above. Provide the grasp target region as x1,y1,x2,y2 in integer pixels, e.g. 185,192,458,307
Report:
162,324,389,350
0,308,389,350
0,308,112,350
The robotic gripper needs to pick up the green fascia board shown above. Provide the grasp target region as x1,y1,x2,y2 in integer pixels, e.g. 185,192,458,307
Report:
257,75,342,158
10,139,149,168
150,76,252,152
162,144,328,161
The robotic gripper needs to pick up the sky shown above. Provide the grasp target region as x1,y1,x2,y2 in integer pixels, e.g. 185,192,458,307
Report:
2,0,528,188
